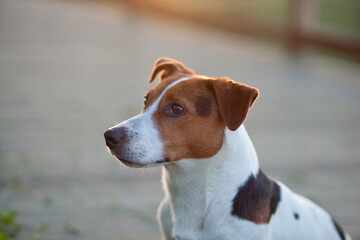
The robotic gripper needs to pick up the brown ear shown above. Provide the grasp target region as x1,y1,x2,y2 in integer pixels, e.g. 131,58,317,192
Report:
148,57,194,83
211,77,259,131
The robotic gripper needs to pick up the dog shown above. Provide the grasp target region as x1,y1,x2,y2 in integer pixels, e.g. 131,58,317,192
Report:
104,58,352,240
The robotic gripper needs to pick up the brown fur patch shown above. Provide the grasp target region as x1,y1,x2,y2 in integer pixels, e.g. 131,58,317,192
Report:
152,78,226,162
195,95,213,117
211,77,259,131
148,57,194,83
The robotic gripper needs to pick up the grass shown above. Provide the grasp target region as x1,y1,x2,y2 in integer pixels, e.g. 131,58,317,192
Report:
0,210,20,240
0,210,52,240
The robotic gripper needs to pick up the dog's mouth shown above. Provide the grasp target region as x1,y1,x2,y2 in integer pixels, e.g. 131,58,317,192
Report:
115,156,170,168
155,158,170,165
115,157,145,168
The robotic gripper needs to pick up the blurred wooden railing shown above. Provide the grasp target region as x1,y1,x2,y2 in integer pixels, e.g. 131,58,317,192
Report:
121,0,360,60
287,0,360,58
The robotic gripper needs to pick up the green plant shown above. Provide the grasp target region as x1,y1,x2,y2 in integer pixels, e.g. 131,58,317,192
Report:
0,210,20,240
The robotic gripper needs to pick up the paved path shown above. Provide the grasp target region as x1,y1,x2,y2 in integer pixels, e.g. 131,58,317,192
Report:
0,0,359,239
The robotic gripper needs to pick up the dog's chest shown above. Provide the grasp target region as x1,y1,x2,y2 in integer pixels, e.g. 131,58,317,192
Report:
165,166,269,240
169,185,271,240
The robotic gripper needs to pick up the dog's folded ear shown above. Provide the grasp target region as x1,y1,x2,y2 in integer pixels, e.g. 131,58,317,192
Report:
148,57,194,83
211,77,259,131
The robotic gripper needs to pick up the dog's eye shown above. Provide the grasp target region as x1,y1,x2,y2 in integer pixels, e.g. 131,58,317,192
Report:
164,103,186,117
171,104,184,115
144,95,149,105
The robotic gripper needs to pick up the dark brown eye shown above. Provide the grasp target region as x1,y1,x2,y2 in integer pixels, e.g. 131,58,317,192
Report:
144,95,149,105
164,103,186,117
171,104,184,114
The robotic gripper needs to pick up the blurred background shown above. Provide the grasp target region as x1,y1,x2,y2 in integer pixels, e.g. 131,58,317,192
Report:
0,0,359,239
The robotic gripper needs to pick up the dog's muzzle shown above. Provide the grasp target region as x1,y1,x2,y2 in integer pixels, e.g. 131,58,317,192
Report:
104,126,146,168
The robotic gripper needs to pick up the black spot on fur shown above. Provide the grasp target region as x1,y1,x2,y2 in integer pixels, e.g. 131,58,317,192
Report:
332,218,346,240
270,181,281,215
231,170,281,224
195,95,212,117
294,212,299,220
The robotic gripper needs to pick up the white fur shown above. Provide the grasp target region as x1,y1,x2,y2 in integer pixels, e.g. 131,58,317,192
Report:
159,126,264,240
158,126,352,240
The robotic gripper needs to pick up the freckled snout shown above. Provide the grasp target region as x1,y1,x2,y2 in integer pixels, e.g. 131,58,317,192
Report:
104,123,156,168
104,127,129,150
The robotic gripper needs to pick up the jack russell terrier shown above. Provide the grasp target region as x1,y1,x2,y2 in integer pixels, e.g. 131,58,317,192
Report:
104,58,351,240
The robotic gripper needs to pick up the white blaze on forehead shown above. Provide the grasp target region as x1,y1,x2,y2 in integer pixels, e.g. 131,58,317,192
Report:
145,77,190,114
111,77,190,166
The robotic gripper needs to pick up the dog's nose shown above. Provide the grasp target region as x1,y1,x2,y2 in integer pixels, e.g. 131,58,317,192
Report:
104,127,128,149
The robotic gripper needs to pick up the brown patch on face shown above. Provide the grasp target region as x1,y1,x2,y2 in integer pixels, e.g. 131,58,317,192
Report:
144,57,259,162
195,95,213,117
153,78,226,162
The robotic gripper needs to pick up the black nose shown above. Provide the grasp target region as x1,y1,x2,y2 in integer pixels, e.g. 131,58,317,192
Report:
104,127,128,149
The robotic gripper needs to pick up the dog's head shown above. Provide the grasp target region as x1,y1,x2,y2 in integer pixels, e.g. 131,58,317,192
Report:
104,57,258,168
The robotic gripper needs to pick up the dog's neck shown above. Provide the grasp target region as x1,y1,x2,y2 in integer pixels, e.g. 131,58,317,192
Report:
162,125,259,235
